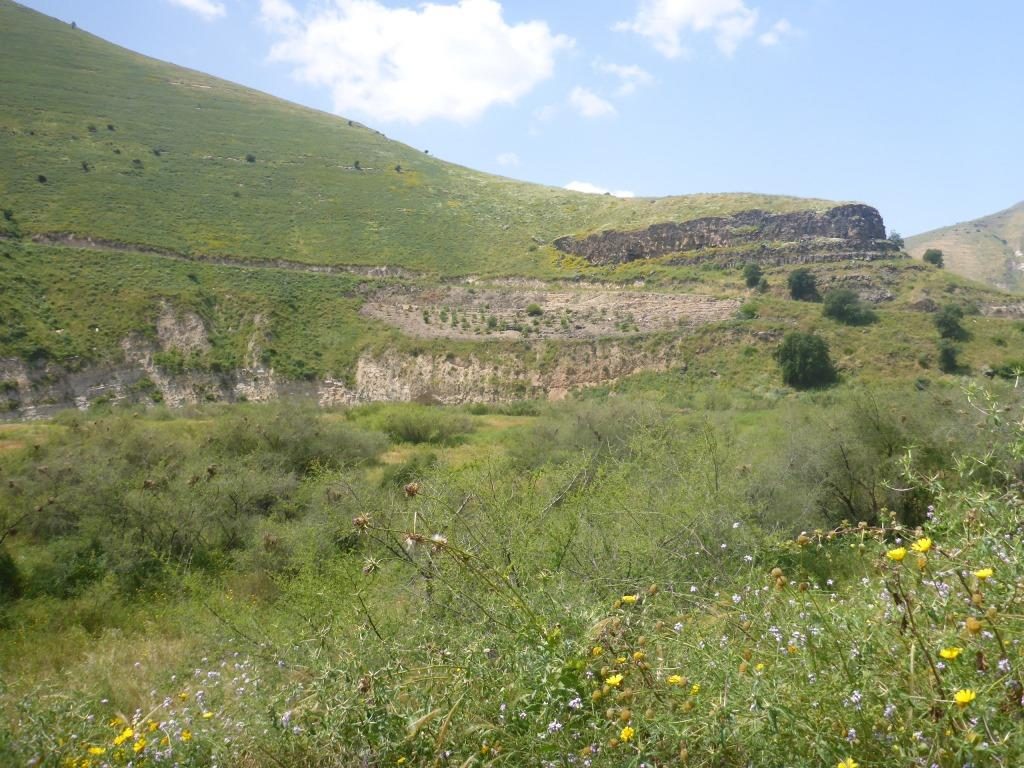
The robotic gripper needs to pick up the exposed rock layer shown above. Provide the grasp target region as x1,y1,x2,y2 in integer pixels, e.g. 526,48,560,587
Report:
553,205,897,265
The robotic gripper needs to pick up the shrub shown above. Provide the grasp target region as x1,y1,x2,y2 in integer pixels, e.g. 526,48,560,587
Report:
775,331,837,388
922,248,944,268
934,303,966,340
888,230,905,248
525,303,543,317
36,174,47,184
737,301,758,319
245,153,256,163
938,340,960,373
787,268,819,301
380,406,474,445
822,288,877,325
742,262,763,288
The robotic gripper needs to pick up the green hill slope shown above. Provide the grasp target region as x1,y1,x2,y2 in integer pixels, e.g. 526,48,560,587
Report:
907,202,1024,292
0,0,837,277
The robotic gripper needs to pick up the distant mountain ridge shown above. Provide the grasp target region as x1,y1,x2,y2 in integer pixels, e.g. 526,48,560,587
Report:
907,202,1024,293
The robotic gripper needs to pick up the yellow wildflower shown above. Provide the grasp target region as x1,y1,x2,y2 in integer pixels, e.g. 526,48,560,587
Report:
632,651,645,662
621,595,638,605
148,720,159,732
886,547,907,562
87,747,106,756
605,673,624,687
939,647,962,660
911,537,932,553
396,758,407,766
974,568,994,580
619,725,635,742
954,689,976,708
666,674,685,686
181,730,192,742
837,759,858,768
201,711,214,719
690,683,700,695
616,656,628,664
755,663,766,672
592,646,603,658
113,728,134,747
133,738,146,754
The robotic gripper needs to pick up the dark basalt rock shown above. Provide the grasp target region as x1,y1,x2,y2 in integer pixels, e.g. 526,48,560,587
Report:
553,204,898,266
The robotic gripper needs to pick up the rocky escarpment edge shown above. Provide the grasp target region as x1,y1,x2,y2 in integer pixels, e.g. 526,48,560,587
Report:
553,204,899,265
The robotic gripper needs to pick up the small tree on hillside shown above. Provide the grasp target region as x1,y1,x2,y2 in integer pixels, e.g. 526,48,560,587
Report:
775,331,838,389
889,230,905,249
938,340,960,373
935,303,966,340
742,262,764,288
923,249,944,268
788,268,819,301
823,288,877,325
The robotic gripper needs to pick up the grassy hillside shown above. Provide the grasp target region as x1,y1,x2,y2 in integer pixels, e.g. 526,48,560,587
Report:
0,0,838,278
907,202,1024,293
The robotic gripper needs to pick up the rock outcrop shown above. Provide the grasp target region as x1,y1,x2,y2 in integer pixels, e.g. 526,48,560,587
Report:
553,204,898,266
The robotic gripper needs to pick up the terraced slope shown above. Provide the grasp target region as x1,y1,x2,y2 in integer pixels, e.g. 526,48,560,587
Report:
907,201,1024,292
0,0,841,278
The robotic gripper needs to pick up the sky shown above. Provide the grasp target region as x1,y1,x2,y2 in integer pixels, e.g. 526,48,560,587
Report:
15,0,1024,236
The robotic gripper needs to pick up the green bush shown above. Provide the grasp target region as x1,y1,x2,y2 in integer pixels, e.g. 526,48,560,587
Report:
379,405,474,445
938,339,960,373
775,331,837,388
935,303,966,340
525,303,543,317
742,262,763,288
922,248,944,267
787,268,819,301
822,288,877,325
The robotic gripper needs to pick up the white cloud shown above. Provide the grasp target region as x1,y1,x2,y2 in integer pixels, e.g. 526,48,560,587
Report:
167,0,226,21
496,152,520,167
758,18,793,46
595,61,653,96
262,0,573,124
616,0,758,58
259,0,298,26
565,181,635,198
568,86,616,118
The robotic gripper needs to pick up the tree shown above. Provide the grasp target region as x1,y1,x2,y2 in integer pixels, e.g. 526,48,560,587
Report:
742,262,764,288
938,340,960,373
775,331,838,389
822,288,877,325
787,268,819,301
934,304,966,340
889,230,905,249
923,249,944,268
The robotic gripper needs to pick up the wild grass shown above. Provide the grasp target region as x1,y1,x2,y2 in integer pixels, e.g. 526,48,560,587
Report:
1,385,1022,766
0,1,838,278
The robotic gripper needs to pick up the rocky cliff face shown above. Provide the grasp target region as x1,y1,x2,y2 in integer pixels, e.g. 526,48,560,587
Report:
553,204,897,265
0,300,681,418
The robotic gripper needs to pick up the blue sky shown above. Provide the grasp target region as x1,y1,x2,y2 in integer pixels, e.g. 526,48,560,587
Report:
16,0,1024,235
